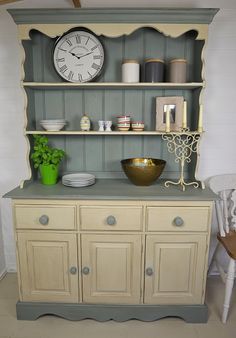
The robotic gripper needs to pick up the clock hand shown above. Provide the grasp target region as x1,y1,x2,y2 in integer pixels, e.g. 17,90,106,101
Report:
69,51,81,60
78,51,93,58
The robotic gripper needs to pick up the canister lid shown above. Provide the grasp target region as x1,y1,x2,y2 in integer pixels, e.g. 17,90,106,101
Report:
122,59,139,64
170,59,187,63
145,58,164,63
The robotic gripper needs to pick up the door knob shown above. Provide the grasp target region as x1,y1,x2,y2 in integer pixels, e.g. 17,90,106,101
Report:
173,217,184,226
70,266,77,275
39,215,49,225
106,215,116,225
146,267,154,276
82,267,90,275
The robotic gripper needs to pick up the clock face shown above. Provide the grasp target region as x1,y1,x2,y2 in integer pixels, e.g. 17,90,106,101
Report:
53,30,104,83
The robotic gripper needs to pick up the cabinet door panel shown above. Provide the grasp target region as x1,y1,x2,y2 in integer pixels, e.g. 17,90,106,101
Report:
144,234,207,304
17,232,79,303
81,234,142,304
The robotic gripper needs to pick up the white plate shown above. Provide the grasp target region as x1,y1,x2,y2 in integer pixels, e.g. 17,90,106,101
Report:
62,181,95,187
62,173,95,181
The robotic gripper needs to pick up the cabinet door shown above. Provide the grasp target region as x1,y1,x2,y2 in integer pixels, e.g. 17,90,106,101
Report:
17,232,79,303
81,234,142,304
144,234,207,304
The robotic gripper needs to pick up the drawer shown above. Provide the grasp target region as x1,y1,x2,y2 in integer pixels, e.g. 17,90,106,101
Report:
147,206,210,232
15,204,76,230
80,205,143,231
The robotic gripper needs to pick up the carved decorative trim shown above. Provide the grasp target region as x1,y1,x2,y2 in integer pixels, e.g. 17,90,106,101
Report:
18,23,208,40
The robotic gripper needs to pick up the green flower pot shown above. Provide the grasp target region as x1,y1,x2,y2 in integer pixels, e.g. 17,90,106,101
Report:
39,164,59,185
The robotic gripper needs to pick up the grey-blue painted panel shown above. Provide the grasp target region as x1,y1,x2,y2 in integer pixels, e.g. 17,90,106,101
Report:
16,301,209,323
64,136,85,173
8,8,219,25
64,89,83,130
44,90,64,119
102,36,123,83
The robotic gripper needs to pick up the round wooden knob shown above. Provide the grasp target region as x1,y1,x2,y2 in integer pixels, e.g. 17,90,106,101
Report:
173,217,184,226
39,215,49,225
106,215,116,226
146,267,154,276
70,267,77,275
82,267,90,275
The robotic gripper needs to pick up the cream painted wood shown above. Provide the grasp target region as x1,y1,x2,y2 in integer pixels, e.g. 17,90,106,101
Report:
81,234,142,304
14,204,76,230
18,23,208,40
23,82,204,89
147,205,210,232
17,232,79,303
144,234,207,304
80,205,143,231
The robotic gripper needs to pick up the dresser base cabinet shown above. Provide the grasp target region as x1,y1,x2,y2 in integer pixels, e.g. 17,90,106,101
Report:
16,301,208,323
10,197,214,323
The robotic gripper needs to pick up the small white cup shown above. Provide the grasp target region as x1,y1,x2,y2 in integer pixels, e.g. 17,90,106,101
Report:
105,120,112,132
98,120,105,132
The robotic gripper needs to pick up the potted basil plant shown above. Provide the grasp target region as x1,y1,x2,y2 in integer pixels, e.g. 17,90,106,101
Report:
31,135,65,185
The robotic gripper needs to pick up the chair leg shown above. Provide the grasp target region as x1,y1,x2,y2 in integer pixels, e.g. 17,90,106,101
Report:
208,242,220,275
222,258,235,323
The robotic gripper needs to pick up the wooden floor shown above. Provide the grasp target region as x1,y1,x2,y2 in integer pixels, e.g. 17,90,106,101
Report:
0,274,236,338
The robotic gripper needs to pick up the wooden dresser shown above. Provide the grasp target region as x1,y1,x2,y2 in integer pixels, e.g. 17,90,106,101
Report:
5,8,218,322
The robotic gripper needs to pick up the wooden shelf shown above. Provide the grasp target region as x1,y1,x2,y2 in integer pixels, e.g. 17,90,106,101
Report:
22,82,204,90
25,130,203,136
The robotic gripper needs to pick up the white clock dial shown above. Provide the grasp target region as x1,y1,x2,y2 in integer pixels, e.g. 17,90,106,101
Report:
53,30,104,83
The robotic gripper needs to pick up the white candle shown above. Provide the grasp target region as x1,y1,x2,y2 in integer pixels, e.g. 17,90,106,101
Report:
198,104,203,132
165,106,170,132
182,101,187,128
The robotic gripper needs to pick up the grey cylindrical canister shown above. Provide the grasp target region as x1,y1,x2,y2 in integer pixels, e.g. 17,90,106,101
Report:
169,59,187,83
144,59,164,82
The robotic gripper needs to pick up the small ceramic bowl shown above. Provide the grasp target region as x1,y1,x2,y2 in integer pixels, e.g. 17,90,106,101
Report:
117,123,131,127
117,115,131,123
117,127,130,131
132,121,144,131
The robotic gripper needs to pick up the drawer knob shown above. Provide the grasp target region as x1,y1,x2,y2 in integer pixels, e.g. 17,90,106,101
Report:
173,217,184,226
70,266,77,275
39,215,49,225
106,215,116,226
146,267,154,276
82,267,90,275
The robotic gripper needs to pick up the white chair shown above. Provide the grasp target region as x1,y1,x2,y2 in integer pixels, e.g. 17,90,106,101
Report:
208,174,236,323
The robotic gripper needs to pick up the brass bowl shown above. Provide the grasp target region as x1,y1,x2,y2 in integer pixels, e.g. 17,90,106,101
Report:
121,158,166,186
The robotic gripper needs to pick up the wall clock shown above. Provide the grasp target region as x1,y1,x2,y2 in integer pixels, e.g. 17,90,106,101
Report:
53,30,105,83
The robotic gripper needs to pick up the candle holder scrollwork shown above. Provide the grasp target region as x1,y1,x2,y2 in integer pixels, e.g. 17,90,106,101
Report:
162,128,201,191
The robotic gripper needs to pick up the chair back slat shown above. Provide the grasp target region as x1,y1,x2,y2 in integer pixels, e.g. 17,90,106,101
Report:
230,190,236,230
209,174,236,234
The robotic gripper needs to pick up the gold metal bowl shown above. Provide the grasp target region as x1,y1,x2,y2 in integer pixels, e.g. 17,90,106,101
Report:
121,158,166,186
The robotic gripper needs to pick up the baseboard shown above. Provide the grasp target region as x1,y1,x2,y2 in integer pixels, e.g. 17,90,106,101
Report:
0,268,7,280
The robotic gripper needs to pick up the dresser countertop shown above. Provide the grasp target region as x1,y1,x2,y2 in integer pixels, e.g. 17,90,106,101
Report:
4,179,217,201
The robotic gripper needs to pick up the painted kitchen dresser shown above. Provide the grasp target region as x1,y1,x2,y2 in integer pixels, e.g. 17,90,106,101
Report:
5,8,218,322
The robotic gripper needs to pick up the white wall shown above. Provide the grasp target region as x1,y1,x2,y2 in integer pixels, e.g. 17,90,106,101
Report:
0,0,236,271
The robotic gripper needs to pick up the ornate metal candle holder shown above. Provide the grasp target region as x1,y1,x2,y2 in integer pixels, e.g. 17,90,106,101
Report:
162,128,201,191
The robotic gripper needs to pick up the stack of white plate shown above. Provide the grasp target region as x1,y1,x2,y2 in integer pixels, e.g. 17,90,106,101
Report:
62,173,96,187
40,119,66,131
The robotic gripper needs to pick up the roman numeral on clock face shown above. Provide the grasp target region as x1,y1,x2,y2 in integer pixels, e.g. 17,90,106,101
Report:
75,35,81,44
93,55,101,60
59,47,67,52
78,73,83,82
56,58,65,62
91,63,100,70
68,71,74,81
66,39,72,46
60,65,68,73
91,45,98,51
